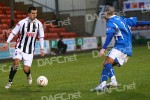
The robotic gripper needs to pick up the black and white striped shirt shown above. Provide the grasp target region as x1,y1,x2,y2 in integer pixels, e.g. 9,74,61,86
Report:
12,17,44,54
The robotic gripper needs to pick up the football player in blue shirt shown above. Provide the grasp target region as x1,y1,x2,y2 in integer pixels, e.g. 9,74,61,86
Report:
91,6,139,92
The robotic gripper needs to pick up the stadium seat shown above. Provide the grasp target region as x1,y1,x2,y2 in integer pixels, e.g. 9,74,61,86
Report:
44,33,48,40
5,10,10,14
6,15,11,19
60,28,66,32
50,33,59,40
59,32,67,38
0,10,4,14
60,32,77,38
136,26,142,30
68,32,77,38
1,19,11,24
148,25,150,29
45,24,53,28
14,19,21,25
49,28,66,33
0,24,9,29
0,14,5,19
142,25,148,30
0,3,3,6
44,24,54,32
1,6,10,10
0,29,2,34
16,15,22,19
0,1,78,42
0,34,4,42
14,10,18,14
16,15,26,19
49,28,56,33
131,26,136,30
45,33,59,40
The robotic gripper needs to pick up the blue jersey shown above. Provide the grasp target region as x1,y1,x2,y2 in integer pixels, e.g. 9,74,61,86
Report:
102,15,137,56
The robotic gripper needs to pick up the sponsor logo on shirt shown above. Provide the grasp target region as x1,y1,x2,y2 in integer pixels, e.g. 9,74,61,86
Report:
26,32,35,37
106,27,111,31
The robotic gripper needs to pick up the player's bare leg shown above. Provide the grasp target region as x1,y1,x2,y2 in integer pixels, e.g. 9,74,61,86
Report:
5,59,20,89
23,65,32,85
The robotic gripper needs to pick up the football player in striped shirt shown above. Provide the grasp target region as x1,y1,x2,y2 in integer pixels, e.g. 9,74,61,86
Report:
2,6,45,89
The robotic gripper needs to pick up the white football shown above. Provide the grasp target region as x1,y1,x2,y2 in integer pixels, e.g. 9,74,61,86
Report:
37,76,48,86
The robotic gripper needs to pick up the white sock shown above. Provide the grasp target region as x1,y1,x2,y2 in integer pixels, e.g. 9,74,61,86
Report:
95,81,106,90
101,81,106,87
111,76,117,83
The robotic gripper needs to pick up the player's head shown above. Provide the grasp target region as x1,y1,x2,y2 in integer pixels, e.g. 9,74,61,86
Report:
27,6,37,21
104,6,115,19
59,36,63,40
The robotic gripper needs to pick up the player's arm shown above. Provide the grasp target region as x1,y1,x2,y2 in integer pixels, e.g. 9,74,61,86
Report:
1,23,20,48
2,33,15,48
38,22,45,57
99,23,115,57
124,17,150,26
136,21,150,26
124,17,137,27
39,37,44,50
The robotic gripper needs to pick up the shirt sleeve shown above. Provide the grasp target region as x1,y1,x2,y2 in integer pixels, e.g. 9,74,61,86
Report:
12,21,21,35
124,17,137,27
136,21,150,26
39,37,44,49
102,32,114,49
38,22,44,38
6,33,15,43
106,26,115,34
102,22,115,49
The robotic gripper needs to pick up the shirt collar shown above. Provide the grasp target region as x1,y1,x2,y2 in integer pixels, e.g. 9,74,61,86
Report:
110,15,116,18
25,17,37,23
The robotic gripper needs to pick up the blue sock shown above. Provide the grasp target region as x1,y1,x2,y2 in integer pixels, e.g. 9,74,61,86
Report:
104,63,115,78
108,67,115,78
100,68,108,83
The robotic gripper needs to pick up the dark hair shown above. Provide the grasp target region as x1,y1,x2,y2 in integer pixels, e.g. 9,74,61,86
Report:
27,6,37,13
60,36,63,38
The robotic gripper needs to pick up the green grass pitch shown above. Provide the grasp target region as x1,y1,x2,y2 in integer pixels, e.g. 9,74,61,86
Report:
0,46,150,100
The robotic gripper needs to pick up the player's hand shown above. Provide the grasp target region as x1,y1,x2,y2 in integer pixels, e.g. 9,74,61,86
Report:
1,42,8,48
40,49,45,57
99,48,105,57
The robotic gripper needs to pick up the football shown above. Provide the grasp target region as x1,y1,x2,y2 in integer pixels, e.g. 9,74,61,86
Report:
37,76,48,87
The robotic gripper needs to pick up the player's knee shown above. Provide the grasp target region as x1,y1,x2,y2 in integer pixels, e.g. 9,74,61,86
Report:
13,60,20,67
103,57,115,65
23,66,30,73
103,60,109,66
